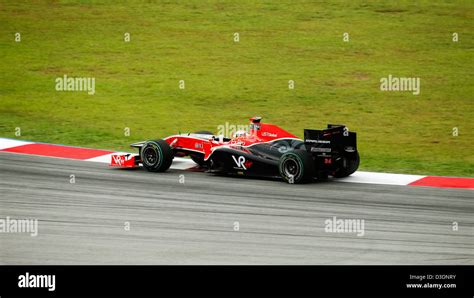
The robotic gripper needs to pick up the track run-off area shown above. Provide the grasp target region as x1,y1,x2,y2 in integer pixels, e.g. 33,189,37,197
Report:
0,138,473,264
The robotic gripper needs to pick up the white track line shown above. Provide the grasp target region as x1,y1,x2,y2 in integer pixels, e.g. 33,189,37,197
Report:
0,138,33,150
336,171,425,186
170,157,197,170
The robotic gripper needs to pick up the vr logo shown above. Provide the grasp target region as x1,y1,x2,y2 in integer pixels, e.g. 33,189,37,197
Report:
232,155,247,170
112,155,124,166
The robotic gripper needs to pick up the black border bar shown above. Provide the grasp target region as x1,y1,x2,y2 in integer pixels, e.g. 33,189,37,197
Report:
0,265,472,297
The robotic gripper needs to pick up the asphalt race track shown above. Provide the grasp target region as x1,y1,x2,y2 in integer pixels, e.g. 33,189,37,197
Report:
0,152,472,265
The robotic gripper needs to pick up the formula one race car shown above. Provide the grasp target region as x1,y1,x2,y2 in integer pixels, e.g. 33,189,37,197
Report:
110,117,359,184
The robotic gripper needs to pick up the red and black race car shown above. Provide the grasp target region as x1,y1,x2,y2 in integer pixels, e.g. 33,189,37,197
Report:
110,117,359,184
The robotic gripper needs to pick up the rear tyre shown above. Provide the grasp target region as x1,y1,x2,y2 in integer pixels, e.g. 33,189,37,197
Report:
333,152,360,178
190,130,213,167
141,139,173,172
279,150,314,184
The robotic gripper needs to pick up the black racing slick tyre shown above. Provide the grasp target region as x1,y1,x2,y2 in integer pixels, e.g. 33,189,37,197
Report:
279,150,314,184
141,139,173,172
333,152,360,178
190,131,213,167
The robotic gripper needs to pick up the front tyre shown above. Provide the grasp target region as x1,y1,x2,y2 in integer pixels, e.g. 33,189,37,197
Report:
141,139,173,172
279,150,314,184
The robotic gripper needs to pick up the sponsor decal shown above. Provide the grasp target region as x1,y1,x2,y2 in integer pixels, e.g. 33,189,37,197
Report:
262,132,277,137
311,147,331,153
112,155,126,166
244,160,253,169
230,139,245,146
344,146,355,152
195,143,203,149
306,139,330,144
111,154,134,167
232,155,252,170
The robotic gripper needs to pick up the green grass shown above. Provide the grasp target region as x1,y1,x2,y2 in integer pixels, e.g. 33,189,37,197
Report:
0,0,473,176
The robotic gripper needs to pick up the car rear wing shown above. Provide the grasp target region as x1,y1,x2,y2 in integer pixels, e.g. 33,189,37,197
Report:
304,124,357,155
